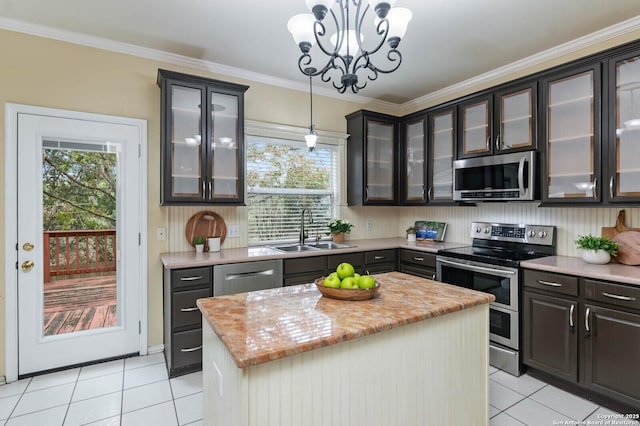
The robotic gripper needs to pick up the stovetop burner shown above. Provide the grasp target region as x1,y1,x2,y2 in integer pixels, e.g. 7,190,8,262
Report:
438,222,556,267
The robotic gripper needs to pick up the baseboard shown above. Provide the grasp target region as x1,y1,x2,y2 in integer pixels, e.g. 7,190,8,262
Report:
147,344,164,355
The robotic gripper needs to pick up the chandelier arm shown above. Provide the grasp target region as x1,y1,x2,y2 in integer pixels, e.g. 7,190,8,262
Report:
313,11,340,58
353,0,371,56
365,18,390,57
361,50,403,75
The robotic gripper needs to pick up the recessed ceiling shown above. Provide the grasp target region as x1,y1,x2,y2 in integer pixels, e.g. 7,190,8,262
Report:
1,0,640,105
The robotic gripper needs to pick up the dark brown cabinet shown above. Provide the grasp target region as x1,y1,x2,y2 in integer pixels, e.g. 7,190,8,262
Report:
427,106,456,204
523,268,640,410
283,256,327,286
346,110,398,206
398,249,436,280
163,266,212,377
157,69,249,205
399,113,428,205
364,249,396,274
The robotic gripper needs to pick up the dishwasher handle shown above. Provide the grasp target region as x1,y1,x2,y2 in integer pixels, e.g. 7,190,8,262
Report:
225,269,274,281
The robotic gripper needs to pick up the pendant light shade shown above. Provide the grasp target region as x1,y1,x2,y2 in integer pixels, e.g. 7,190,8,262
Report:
287,14,317,52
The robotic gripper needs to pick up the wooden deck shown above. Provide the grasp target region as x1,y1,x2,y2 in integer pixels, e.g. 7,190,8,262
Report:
43,275,117,336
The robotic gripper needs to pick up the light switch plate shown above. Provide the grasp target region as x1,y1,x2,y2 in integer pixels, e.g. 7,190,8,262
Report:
228,225,240,238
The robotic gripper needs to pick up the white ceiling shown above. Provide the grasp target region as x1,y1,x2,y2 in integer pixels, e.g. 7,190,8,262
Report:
2,0,640,106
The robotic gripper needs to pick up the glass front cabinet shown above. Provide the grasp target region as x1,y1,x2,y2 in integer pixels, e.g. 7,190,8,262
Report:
541,64,602,203
157,69,249,205
607,49,640,203
428,106,456,203
458,81,536,158
400,113,427,204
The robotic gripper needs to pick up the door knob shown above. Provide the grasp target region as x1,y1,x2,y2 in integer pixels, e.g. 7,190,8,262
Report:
22,242,34,251
21,260,35,271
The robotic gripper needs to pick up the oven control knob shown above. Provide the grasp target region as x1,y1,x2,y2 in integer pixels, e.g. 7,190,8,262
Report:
528,230,536,238
484,227,491,234
476,227,482,233
538,231,547,238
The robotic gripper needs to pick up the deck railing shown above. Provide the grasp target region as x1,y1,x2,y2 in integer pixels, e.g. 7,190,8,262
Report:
43,229,117,283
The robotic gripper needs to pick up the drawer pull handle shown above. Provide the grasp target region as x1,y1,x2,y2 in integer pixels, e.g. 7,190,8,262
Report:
374,256,385,260
569,304,574,330
180,307,199,312
431,274,436,280
412,257,424,261
602,292,636,302
537,279,562,287
180,276,204,281
226,269,274,280
585,307,591,337
180,346,202,353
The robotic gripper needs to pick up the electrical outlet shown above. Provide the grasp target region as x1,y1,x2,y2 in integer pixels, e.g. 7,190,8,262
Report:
366,221,373,231
228,225,240,238
156,227,167,240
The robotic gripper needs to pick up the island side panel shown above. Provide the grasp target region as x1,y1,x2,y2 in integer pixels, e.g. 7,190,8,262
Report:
204,304,489,426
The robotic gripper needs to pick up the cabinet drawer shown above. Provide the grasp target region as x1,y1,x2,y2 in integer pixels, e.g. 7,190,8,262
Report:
284,256,326,275
523,269,578,297
173,287,211,329
399,250,436,268
365,249,396,265
171,267,211,289
327,252,364,271
399,264,436,280
584,280,640,311
172,328,202,369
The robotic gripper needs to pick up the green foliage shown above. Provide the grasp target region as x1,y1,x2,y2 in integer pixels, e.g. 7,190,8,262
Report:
406,226,415,234
574,234,620,256
193,236,205,245
327,219,353,234
42,149,116,231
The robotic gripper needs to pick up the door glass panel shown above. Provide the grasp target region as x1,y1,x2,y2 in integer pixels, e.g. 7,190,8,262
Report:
366,121,394,201
432,111,454,199
210,92,239,198
172,85,202,197
405,120,425,201
42,140,119,336
501,88,533,150
615,57,640,197
547,71,595,199
463,100,490,155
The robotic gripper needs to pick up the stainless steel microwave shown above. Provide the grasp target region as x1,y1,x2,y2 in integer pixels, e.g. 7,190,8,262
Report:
453,151,536,202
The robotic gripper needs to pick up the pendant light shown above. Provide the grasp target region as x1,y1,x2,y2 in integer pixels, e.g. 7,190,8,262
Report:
305,67,318,151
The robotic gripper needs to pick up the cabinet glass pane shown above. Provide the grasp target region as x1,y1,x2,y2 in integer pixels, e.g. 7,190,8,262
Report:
405,120,425,201
171,85,202,197
501,88,533,150
366,121,394,201
432,111,454,199
547,71,595,199
210,92,239,198
463,100,490,155
615,57,640,197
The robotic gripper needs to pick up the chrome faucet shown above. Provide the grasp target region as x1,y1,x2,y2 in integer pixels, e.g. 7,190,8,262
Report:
299,208,314,244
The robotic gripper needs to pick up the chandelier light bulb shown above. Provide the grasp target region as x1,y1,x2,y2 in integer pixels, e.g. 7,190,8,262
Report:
330,29,363,57
288,14,317,52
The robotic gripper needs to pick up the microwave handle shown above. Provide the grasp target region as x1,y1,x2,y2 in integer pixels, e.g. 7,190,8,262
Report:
517,155,526,196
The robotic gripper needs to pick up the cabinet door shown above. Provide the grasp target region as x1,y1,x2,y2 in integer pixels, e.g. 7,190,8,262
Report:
496,82,536,153
164,82,206,203
207,89,244,203
583,304,640,407
401,116,427,204
365,119,396,203
428,107,456,202
542,64,602,203
523,291,578,382
459,95,492,158
607,51,640,203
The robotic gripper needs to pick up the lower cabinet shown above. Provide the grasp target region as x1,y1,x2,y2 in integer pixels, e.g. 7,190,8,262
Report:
398,249,436,279
364,249,396,274
523,269,640,410
283,256,327,286
163,266,212,377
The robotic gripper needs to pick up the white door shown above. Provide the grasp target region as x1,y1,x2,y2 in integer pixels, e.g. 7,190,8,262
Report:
16,113,142,375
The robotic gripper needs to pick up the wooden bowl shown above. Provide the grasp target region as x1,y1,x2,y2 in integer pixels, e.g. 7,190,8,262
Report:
314,278,380,301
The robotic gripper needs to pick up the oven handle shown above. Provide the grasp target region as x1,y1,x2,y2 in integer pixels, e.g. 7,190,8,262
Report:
517,155,526,196
437,258,516,277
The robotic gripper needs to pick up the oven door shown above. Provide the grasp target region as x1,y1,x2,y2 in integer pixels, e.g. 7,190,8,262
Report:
489,304,519,349
436,256,519,311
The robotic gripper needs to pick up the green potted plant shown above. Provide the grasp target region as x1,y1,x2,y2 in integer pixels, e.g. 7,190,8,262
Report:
193,236,206,253
574,234,620,264
406,226,416,242
327,219,354,243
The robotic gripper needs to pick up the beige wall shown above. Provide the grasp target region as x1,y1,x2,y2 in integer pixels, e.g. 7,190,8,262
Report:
1,25,639,379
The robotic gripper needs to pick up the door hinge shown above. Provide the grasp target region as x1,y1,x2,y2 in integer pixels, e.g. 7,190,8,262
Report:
138,144,141,158
15,261,18,270
138,321,142,334
138,233,141,246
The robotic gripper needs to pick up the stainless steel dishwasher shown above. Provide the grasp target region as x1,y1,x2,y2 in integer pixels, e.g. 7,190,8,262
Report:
213,259,283,296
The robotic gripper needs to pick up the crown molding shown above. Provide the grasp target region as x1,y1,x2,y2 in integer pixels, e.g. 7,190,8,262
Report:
398,15,640,115
2,14,640,116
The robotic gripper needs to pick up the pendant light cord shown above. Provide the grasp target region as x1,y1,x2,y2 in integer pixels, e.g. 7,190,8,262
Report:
309,74,313,128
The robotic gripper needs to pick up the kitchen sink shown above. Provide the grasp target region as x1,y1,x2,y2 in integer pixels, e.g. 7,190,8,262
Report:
269,242,354,253
270,244,321,252
306,242,352,250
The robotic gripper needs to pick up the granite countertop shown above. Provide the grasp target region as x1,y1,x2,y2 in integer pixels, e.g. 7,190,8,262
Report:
196,271,495,368
521,256,640,286
161,237,468,269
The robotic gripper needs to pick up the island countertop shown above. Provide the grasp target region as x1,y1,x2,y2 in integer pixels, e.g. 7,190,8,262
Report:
197,271,495,368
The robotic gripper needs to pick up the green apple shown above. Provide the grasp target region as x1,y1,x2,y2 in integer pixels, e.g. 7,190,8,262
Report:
340,276,359,289
353,273,361,282
323,274,341,288
358,275,376,289
336,262,355,279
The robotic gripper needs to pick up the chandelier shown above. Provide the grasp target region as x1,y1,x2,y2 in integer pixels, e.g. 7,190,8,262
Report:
287,0,412,94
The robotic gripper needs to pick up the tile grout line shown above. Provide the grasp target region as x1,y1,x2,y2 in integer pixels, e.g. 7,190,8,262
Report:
4,377,30,422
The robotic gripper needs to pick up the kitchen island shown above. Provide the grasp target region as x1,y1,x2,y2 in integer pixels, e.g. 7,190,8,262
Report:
197,272,495,426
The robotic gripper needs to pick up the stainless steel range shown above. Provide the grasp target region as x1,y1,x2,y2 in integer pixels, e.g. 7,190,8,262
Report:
436,222,556,376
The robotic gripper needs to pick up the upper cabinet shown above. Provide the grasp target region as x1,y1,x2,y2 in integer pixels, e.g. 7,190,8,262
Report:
428,106,456,203
399,113,427,205
157,69,249,205
458,81,537,159
346,110,398,206
606,48,640,203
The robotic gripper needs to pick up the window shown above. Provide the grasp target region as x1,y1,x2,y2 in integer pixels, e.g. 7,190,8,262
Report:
246,122,345,245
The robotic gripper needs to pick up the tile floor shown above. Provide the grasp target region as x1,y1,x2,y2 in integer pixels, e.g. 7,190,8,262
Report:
1,354,638,425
